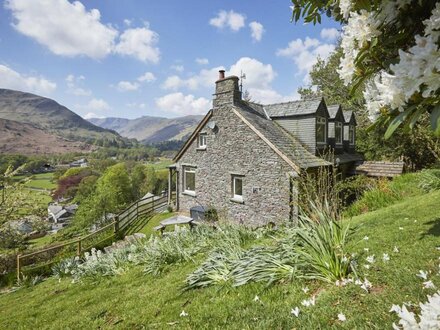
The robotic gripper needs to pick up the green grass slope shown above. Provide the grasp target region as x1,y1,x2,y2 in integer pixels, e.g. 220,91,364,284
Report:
0,191,439,329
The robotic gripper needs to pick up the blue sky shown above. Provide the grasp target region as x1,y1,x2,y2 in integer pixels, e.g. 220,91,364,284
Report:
0,0,341,119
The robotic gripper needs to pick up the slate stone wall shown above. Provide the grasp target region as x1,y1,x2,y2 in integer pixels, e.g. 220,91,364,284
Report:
175,76,297,226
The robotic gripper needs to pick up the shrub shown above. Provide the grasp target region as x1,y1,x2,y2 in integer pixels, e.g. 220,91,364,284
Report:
418,169,440,192
296,202,356,283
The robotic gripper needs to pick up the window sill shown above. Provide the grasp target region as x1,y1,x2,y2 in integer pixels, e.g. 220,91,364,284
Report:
196,147,207,151
230,197,244,204
182,191,196,197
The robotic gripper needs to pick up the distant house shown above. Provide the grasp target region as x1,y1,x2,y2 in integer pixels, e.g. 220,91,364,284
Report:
167,70,362,226
69,158,88,168
48,203,78,223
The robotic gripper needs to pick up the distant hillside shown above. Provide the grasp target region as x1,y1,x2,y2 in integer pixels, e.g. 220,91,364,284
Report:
0,89,128,147
89,115,204,144
0,118,92,155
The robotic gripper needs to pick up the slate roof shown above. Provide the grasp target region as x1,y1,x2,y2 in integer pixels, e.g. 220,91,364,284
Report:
327,105,340,119
235,102,331,169
343,110,354,123
355,161,405,177
263,98,322,117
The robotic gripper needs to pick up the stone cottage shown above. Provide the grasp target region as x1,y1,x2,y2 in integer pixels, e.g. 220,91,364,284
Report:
168,70,362,225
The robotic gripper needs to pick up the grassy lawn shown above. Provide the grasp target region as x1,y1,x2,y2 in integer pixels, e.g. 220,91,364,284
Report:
23,173,56,190
28,235,53,249
0,191,439,329
137,211,176,236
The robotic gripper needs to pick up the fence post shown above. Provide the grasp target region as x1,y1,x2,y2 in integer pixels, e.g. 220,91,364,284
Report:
114,216,119,238
77,239,82,257
16,254,20,283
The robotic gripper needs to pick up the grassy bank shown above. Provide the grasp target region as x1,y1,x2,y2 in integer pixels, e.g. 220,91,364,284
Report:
0,190,439,329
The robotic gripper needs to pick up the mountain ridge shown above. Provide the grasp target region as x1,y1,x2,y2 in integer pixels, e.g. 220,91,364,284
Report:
88,114,204,144
0,88,127,147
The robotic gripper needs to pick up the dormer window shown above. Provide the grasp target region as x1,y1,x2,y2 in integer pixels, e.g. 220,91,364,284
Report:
198,133,207,149
316,117,326,143
349,126,355,145
335,122,343,144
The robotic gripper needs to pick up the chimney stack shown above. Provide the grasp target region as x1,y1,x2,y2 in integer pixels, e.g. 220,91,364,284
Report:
218,70,225,80
213,69,241,108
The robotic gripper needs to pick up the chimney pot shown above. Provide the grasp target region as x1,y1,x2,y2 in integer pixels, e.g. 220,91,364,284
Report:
218,70,225,80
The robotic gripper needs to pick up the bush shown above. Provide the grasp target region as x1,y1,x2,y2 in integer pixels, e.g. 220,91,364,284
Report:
418,169,440,192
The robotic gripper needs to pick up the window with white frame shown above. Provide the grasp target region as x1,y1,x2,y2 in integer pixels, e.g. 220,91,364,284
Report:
316,117,326,143
232,175,243,201
349,125,355,144
335,122,343,144
198,133,207,149
183,166,196,193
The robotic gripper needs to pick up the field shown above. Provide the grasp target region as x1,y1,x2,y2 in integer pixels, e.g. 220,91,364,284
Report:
22,173,57,190
0,189,439,329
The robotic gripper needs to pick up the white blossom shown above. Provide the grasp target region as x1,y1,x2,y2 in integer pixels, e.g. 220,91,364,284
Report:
394,246,400,253
180,310,188,317
417,270,429,280
254,295,260,302
390,291,440,329
362,3,440,122
339,0,352,19
360,278,372,293
302,287,309,293
366,255,375,264
338,10,382,84
363,236,369,241
383,253,390,262
338,313,347,322
291,307,300,317
301,296,316,307
423,280,436,289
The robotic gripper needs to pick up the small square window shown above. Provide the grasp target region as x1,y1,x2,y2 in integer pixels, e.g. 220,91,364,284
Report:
198,133,207,149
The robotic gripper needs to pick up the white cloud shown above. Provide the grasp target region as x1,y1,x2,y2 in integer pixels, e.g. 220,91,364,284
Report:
171,65,184,73
137,72,156,82
159,57,296,104
83,112,104,119
0,64,56,96
114,26,160,63
195,58,209,65
117,81,139,92
6,0,117,59
65,74,91,96
161,75,198,91
78,98,110,113
229,57,276,89
155,93,210,116
209,10,245,32
320,28,340,41
123,19,132,26
249,21,264,42
276,37,335,82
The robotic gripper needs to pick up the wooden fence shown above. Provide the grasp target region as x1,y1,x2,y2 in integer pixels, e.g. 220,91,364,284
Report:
16,192,170,281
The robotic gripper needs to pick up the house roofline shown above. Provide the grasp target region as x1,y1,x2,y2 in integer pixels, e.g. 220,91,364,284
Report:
173,109,213,162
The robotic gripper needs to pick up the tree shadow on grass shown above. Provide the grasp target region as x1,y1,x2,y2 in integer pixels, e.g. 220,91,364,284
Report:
420,218,440,239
